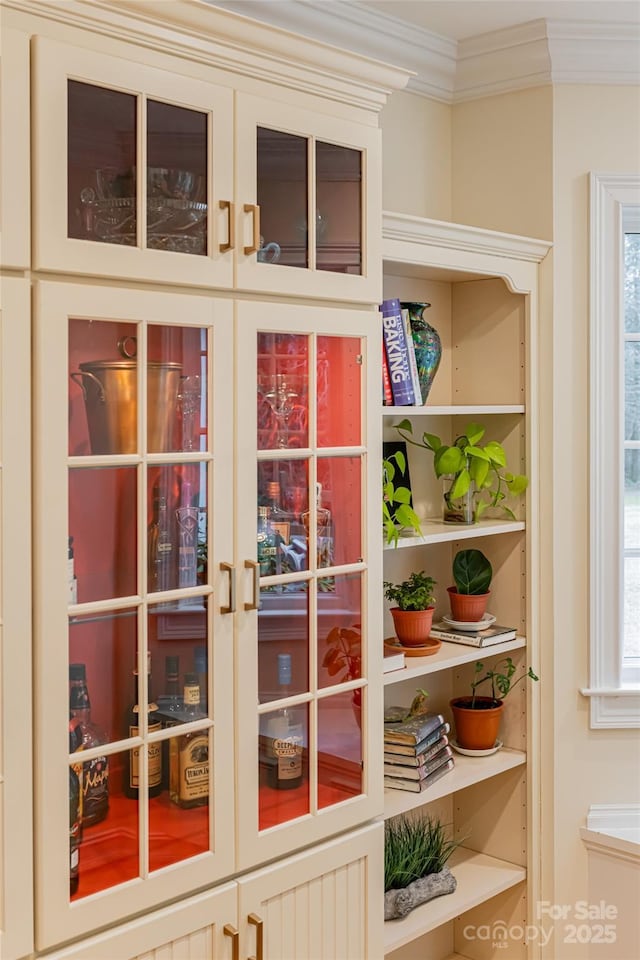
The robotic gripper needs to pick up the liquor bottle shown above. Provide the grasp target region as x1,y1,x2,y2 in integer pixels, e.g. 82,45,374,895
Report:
302,482,335,590
124,652,163,799
68,663,109,826
257,505,278,577
259,653,304,790
193,646,208,714
266,480,290,547
176,478,198,592
169,673,209,808
68,717,83,896
148,480,174,593
156,655,182,790
68,536,78,604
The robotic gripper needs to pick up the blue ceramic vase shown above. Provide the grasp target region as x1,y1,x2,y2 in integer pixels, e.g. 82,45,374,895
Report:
401,301,441,404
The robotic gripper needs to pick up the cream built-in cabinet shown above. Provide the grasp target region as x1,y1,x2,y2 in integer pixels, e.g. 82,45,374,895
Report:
380,213,550,960
0,1,409,957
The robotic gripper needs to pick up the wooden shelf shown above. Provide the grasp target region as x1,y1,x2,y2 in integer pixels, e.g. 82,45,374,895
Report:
383,847,526,954
384,518,525,549
384,636,526,686
383,748,526,819
382,404,525,418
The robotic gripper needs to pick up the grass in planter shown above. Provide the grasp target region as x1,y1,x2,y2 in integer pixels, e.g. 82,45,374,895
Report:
384,813,461,892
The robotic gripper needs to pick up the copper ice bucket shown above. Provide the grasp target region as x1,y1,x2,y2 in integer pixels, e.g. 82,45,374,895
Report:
71,354,182,455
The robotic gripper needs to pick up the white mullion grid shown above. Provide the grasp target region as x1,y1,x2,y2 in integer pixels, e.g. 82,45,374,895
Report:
308,136,317,272
359,142,366,274
309,332,319,815
137,316,149,879
207,106,213,258
138,94,147,249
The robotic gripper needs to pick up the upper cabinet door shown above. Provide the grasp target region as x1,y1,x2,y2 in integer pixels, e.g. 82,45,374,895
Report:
32,37,234,287
235,95,382,304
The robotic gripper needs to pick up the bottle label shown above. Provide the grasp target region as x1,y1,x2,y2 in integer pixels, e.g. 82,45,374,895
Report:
183,684,200,706
82,756,109,820
266,734,303,780
172,733,209,803
128,720,162,788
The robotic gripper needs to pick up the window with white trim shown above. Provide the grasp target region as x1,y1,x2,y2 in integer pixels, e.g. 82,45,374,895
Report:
584,173,640,727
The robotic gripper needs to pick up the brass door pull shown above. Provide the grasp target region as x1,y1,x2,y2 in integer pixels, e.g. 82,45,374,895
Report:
219,200,235,252
243,203,261,255
247,913,263,960
244,559,260,611
220,561,236,614
223,923,239,960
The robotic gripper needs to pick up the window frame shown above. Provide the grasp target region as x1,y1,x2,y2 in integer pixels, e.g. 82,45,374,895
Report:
584,173,640,728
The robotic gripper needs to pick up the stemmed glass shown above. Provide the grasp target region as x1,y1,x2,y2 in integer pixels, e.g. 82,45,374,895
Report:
258,373,299,448
177,375,201,451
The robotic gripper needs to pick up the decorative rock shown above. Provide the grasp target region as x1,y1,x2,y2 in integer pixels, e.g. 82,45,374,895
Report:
384,867,457,920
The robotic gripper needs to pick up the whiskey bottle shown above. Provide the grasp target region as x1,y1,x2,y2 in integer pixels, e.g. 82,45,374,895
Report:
68,718,83,896
124,652,163,799
148,481,174,593
169,673,209,808
259,653,304,790
69,663,109,826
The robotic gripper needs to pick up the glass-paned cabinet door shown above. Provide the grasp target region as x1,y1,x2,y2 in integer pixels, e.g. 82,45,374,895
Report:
235,301,383,870
33,281,234,949
32,37,233,287
235,94,382,303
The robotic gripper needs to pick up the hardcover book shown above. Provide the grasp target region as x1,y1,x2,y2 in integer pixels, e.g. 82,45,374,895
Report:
382,341,393,405
384,756,455,793
384,711,446,745
380,298,416,406
429,623,517,647
383,732,450,767
382,722,450,757
384,744,454,781
401,307,423,404
383,650,406,673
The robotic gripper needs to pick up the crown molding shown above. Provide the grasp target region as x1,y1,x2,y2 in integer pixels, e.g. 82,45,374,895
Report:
206,3,640,103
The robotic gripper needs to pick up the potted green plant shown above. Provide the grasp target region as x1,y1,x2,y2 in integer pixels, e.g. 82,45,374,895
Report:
395,419,528,524
383,447,422,547
447,548,492,622
450,657,539,750
384,813,461,920
383,571,437,647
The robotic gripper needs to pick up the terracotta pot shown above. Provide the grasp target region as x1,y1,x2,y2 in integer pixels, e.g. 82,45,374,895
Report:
447,587,490,622
450,696,503,750
390,606,435,646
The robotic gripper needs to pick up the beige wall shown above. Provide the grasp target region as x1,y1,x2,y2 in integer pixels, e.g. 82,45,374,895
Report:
549,83,640,959
452,85,554,240
380,89,452,220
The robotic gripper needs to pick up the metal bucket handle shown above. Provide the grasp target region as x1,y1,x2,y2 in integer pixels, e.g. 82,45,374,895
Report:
70,370,107,404
117,335,137,359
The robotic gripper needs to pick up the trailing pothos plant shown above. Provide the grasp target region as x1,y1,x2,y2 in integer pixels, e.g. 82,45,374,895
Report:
395,419,528,522
383,447,422,546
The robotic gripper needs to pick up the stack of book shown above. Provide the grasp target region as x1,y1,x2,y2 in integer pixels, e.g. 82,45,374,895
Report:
383,711,454,793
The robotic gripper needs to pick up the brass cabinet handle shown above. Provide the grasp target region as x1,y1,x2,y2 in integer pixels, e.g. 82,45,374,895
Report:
244,559,260,611
247,913,263,960
219,200,235,252
243,203,261,255
223,923,239,960
220,561,236,614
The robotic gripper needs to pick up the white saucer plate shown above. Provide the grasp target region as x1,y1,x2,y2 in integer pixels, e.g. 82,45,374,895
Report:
442,612,496,631
451,738,503,757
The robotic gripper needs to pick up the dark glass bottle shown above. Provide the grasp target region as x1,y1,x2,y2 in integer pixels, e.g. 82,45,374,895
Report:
69,663,109,826
68,717,83,896
124,652,163,799
169,673,209,808
259,653,304,790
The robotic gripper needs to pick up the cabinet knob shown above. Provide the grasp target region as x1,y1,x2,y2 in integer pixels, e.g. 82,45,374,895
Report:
223,922,239,960
243,203,261,255
219,200,235,252
247,913,264,960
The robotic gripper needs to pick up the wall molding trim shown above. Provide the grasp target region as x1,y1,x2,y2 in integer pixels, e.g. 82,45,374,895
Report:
206,2,640,103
